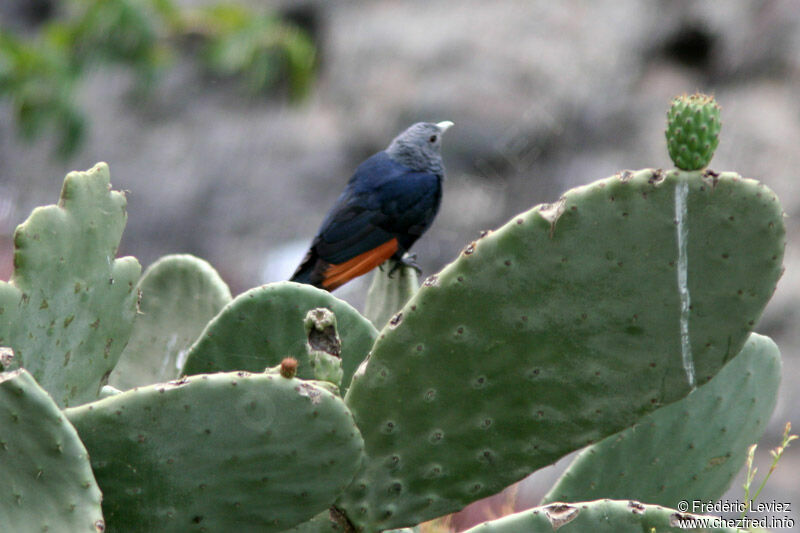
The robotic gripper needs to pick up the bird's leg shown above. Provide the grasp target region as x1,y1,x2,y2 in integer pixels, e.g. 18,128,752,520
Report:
387,253,422,278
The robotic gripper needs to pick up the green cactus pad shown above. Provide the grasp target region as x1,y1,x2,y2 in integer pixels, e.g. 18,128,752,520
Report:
0,163,141,407
181,282,377,393
542,332,781,506
338,169,784,529
364,260,419,329
462,500,737,533
109,254,232,390
0,369,104,532
666,93,722,170
65,371,365,532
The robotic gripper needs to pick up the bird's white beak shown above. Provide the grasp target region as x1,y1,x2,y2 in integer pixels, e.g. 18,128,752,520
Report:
436,120,455,132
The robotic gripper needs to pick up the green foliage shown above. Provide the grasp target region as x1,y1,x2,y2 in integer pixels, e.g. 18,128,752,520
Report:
0,163,140,407
182,3,316,98
740,421,797,522
65,370,365,532
0,0,316,156
0,369,104,533
109,254,232,390
0,32,83,156
54,0,167,83
542,333,782,506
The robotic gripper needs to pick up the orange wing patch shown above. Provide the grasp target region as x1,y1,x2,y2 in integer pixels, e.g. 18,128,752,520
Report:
321,238,399,290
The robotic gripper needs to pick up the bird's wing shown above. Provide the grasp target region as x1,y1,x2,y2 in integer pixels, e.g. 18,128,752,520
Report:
314,153,441,263
290,152,441,290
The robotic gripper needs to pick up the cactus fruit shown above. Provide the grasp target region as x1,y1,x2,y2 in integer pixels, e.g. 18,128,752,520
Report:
64,371,365,532
364,260,420,329
181,282,377,393
0,369,104,532
0,163,141,407
666,93,722,171
461,500,737,533
337,169,784,530
110,254,232,390
280,357,299,378
542,332,781,506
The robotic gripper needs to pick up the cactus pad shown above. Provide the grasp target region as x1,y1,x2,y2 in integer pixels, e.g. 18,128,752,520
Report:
65,371,365,532
0,163,141,407
666,93,722,170
364,260,419,329
338,169,784,529
0,369,104,532
181,282,377,393
462,500,736,533
542,332,781,506
110,254,232,390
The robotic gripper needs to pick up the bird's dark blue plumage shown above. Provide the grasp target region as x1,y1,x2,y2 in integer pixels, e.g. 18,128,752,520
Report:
291,121,452,291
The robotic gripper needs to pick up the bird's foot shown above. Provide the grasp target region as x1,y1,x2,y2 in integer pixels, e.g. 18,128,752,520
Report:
388,254,422,278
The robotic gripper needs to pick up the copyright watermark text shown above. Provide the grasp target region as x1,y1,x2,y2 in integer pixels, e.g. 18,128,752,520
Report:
678,498,791,514
674,499,794,530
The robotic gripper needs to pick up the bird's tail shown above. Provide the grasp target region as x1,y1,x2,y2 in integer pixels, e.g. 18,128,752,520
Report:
289,248,322,287
291,239,402,291
288,268,312,285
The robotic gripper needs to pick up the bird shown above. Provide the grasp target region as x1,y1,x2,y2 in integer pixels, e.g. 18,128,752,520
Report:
290,121,454,291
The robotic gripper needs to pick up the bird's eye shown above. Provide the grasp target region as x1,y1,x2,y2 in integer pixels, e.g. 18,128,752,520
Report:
429,135,438,143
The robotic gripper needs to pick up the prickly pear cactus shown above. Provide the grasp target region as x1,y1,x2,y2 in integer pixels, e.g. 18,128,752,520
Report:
337,169,784,530
0,369,104,532
181,282,377,393
666,93,721,170
110,254,232,390
542,332,781,506
65,370,365,532
461,500,737,533
364,260,419,329
0,163,141,407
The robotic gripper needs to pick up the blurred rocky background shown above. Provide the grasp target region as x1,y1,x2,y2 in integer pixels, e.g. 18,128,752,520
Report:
0,0,797,529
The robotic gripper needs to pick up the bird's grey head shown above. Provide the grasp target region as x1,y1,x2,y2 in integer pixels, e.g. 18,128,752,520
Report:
386,121,454,175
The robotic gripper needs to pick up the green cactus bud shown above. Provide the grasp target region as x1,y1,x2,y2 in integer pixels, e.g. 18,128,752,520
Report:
666,93,722,170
